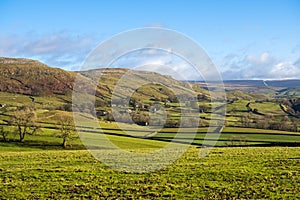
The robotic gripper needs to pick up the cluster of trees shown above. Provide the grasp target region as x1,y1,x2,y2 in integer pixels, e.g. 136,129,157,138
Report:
282,99,300,117
164,118,204,128
105,110,208,128
105,111,150,125
0,105,77,148
240,114,299,132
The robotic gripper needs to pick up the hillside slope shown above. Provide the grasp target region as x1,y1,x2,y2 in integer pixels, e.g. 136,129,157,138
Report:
0,57,208,104
0,57,77,96
79,68,208,101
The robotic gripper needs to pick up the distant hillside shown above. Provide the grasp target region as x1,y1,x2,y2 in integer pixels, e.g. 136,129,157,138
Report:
0,57,208,103
223,80,300,88
195,79,300,99
265,80,300,88
196,79,300,89
224,80,266,87
0,57,77,96
79,68,208,101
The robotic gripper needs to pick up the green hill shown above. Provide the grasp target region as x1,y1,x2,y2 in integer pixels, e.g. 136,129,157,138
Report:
79,68,208,102
0,57,208,104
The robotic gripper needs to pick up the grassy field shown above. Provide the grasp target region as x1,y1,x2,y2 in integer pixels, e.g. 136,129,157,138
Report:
1,117,299,199
0,146,299,199
0,121,299,199
3,123,299,151
1,87,300,199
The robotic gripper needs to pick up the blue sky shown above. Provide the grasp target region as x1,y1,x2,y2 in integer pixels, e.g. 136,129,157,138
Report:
0,0,300,80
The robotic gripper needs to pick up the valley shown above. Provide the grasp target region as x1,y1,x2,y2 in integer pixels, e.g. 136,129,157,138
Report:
0,57,299,199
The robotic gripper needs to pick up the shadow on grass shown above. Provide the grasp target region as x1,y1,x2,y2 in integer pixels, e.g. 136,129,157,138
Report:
1,127,299,151
78,129,300,148
0,139,86,150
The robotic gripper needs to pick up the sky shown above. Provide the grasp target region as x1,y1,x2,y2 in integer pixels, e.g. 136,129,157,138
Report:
0,0,300,80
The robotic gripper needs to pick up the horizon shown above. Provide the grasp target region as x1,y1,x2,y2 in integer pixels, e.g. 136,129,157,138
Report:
2,56,300,82
0,0,300,80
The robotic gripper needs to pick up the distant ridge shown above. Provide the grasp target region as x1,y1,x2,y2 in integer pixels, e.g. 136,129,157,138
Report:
223,80,300,88
264,80,300,88
194,79,300,88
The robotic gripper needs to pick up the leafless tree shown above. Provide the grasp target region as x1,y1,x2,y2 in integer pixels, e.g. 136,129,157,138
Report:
0,126,9,142
10,106,39,142
55,115,77,148
290,117,299,132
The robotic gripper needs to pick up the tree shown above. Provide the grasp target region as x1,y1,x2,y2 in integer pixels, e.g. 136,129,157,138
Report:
240,114,251,128
279,116,290,131
0,126,9,142
256,117,270,129
132,112,150,126
55,115,77,148
10,106,39,142
291,117,299,132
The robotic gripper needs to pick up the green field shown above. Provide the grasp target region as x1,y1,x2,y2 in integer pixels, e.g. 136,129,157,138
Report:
1,115,299,199
0,146,299,199
0,121,299,199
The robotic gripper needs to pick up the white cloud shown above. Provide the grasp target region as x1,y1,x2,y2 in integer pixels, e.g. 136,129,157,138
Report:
109,48,209,81
247,52,270,63
0,32,97,69
222,51,300,80
269,62,300,79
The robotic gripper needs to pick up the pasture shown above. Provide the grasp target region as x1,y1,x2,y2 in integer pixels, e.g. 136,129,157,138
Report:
0,145,299,199
0,92,299,199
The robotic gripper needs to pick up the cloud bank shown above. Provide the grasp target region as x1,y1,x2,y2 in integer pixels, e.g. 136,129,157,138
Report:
221,52,300,80
0,32,299,80
0,32,97,70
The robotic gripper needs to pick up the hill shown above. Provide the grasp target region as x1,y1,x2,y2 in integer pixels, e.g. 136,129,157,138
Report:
79,68,209,102
0,57,208,105
0,57,78,96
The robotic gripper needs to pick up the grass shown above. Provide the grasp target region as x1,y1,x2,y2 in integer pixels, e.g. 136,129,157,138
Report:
152,127,300,146
0,115,299,198
0,147,299,199
0,92,71,111
248,101,284,116
2,120,299,152
94,123,300,147
1,74,300,198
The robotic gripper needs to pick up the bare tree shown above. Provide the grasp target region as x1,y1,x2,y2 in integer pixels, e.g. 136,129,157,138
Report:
240,114,251,128
0,126,9,142
55,115,76,148
280,116,290,131
290,117,299,132
10,106,39,142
